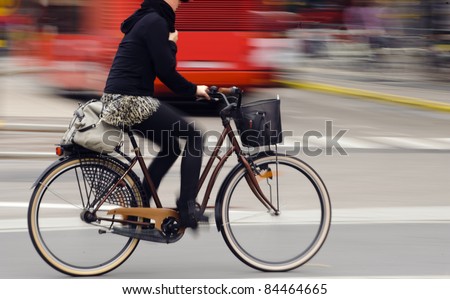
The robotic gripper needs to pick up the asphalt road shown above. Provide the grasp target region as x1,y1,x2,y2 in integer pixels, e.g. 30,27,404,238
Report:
1,75,450,279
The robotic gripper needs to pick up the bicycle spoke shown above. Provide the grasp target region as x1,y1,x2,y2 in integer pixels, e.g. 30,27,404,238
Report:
28,156,144,276
37,181,84,210
219,154,331,271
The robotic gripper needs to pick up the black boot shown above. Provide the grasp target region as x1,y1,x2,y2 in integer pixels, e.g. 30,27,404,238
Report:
176,200,209,229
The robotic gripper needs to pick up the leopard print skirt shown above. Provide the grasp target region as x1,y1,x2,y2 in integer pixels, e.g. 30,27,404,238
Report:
100,93,160,127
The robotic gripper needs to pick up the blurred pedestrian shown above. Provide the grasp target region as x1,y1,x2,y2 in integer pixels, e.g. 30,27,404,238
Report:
344,0,387,50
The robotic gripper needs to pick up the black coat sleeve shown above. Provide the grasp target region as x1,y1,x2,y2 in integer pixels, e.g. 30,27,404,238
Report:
146,17,197,96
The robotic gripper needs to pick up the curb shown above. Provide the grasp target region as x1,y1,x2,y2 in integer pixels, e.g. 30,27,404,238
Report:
0,152,56,159
0,122,66,133
274,79,450,113
0,66,54,76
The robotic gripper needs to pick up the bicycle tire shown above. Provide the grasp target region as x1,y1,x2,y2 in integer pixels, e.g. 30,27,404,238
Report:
28,154,146,276
216,152,331,272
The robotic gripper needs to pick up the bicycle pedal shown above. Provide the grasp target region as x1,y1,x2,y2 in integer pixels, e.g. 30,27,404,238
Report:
197,214,209,223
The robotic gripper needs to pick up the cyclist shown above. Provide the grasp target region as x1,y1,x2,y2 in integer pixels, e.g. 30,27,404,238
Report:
100,0,209,228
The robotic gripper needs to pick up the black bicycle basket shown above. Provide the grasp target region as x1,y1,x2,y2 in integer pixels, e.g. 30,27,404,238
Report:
234,98,282,147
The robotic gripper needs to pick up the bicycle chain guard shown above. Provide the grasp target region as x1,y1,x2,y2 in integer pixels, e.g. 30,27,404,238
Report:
107,207,185,243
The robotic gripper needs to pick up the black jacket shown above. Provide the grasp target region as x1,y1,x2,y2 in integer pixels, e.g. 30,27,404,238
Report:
104,10,196,97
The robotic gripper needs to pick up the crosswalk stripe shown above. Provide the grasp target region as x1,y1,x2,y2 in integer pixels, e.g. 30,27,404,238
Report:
278,136,450,150
1,136,449,160
2,205,449,233
366,137,450,150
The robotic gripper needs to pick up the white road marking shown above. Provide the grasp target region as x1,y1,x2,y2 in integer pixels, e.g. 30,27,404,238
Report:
2,205,449,233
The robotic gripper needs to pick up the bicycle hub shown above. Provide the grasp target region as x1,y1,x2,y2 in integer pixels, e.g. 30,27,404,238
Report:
80,210,97,223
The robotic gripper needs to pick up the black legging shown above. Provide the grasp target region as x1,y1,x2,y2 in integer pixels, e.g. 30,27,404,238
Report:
132,102,203,206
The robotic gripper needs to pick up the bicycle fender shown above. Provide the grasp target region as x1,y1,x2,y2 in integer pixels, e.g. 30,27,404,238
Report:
214,150,276,232
30,156,71,188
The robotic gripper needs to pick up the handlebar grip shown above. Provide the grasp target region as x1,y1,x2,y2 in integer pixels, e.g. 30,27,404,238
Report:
218,87,233,95
218,86,241,96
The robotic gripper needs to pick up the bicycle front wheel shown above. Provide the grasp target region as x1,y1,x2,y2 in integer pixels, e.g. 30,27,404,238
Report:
217,153,331,272
28,155,145,276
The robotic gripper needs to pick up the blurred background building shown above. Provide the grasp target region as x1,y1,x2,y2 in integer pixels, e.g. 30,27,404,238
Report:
1,0,449,97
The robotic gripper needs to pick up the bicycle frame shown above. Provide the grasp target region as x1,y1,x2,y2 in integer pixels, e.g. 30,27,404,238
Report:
91,110,278,230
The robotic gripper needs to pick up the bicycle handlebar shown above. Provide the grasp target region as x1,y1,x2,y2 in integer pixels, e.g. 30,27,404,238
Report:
207,86,243,107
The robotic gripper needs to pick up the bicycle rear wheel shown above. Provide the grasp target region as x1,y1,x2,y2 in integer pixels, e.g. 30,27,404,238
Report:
28,155,145,276
217,153,331,272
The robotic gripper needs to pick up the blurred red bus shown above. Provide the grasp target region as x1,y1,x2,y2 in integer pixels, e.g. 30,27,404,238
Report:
28,0,294,97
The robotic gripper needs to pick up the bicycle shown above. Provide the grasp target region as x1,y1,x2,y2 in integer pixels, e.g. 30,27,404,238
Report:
28,86,331,276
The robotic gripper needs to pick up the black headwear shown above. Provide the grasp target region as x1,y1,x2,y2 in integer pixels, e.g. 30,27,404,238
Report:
120,0,176,34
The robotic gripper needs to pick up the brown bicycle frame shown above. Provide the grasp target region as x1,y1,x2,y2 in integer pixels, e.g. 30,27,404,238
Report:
92,119,279,217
